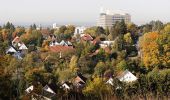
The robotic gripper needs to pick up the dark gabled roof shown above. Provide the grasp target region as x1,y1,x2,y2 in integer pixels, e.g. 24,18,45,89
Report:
77,73,87,83
42,85,56,99
42,90,56,99
63,81,72,87
78,81,85,85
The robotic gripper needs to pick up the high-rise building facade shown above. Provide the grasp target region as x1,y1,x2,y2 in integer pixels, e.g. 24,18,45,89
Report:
97,8,131,28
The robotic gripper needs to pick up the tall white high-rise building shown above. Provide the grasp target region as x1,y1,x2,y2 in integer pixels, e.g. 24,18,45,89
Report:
97,8,131,28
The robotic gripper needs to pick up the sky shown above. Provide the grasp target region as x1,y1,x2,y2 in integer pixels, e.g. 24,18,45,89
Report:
0,0,170,26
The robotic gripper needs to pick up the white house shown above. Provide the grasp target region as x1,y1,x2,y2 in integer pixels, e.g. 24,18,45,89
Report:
49,41,60,46
61,82,72,90
60,40,68,46
19,43,28,50
25,85,34,93
66,41,72,46
117,70,137,82
106,77,114,86
43,85,56,94
99,41,115,48
6,46,17,54
42,85,57,100
74,26,86,35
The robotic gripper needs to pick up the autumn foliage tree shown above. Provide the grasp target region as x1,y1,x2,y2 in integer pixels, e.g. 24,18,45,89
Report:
139,32,170,69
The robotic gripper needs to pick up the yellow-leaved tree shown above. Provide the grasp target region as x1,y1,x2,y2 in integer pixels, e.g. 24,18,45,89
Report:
139,32,170,69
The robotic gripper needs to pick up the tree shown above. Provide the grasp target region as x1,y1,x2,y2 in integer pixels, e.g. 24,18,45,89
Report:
3,22,15,32
57,69,75,82
83,77,112,100
139,32,160,69
150,20,163,32
119,20,127,34
65,25,75,34
139,32,170,69
94,61,106,77
116,60,128,73
124,33,133,45
69,55,79,72
59,25,67,33
127,23,137,34
32,24,37,30
163,24,170,34
105,27,110,35
110,20,127,40
84,26,106,37
96,26,105,35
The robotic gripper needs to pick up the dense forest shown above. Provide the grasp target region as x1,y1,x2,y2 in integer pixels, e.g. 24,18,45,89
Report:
0,20,170,100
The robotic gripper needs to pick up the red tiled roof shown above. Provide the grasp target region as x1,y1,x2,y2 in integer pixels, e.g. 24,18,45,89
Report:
49,45,75,53
12,36,20,43
92,37,101,45
89,47,111,57
81,34,93,41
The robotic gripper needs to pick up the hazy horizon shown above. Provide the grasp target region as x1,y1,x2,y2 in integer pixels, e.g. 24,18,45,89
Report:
0,0,170,26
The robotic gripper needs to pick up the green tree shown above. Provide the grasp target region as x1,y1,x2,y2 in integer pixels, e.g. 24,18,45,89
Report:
150,20,163,32
69,55,79,72
94,61,106,77
163,24,170,34
124,33,133,45
116,60,128,72
59,25,67,33
83,77,112,100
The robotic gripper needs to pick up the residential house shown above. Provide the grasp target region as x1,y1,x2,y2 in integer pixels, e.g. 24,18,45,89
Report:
49,45,74,53
74,73,87,88
25,85,34,94
66,41,73,46
61,81,72,91
99,40,115,48
25,85,57,100
80,34,93,41
42,85,57,100
106,77,114,86
49,41,60,46
12,36,21,47
19,43,28,50
117,70,137,82
60,40,68,46
6,46,24,59
6,46,17,54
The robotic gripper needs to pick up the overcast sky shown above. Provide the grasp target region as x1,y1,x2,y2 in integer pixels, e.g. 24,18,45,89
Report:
0,0,170,26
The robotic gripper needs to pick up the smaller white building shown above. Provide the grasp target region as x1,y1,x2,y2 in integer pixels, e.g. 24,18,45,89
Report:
60,40,68,46
99,41,115,48
61,82,71,90
52,23,59,29
74,26,86,35
117,70,137,82
106,77,114,86
6,46,17,54
25,85,34,93
19,43,28,50
49,41,60,46
43,85,56,94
